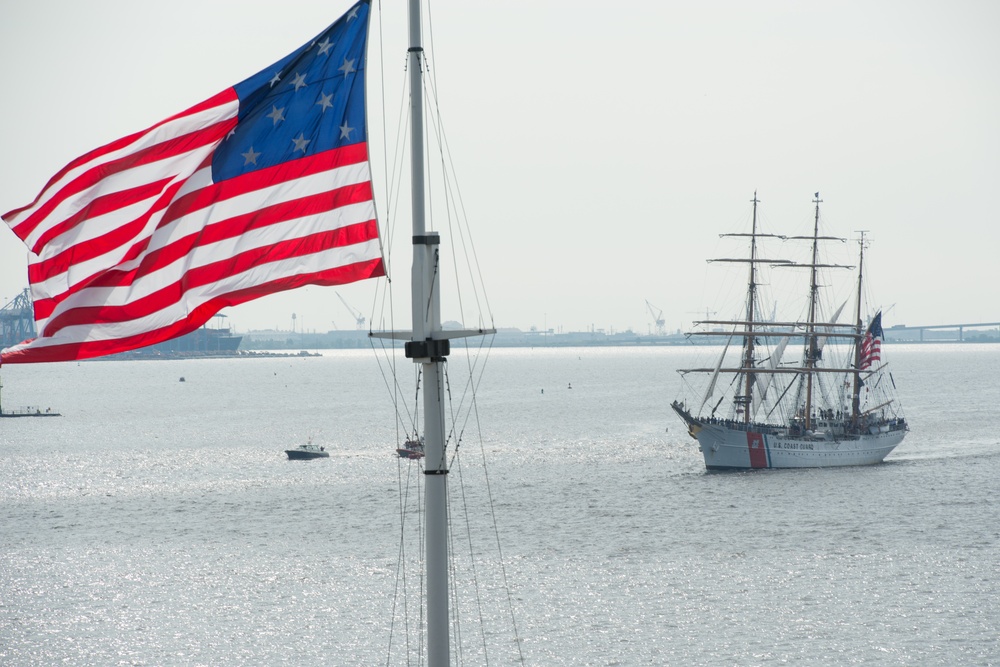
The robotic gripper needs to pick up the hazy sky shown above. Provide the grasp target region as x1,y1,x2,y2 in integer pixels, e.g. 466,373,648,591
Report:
1,1,997,336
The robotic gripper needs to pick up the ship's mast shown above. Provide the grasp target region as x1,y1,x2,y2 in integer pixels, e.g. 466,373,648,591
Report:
706,194,788,421
803,194,822,430
851,231,867,429
407,1,449,663
740,192,760,423
363,6,494,660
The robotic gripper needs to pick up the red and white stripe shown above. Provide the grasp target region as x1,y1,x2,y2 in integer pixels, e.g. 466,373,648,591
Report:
860,332,881,370
1,89,383,363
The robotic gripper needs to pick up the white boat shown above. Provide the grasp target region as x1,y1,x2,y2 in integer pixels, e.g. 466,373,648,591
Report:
672,193,908,470
396,436,425,459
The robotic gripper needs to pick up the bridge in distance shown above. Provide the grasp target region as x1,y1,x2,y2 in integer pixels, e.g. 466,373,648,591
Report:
885,322,1000,342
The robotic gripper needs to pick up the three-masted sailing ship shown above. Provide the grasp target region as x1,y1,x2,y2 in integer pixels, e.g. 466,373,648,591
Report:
672,193,907,470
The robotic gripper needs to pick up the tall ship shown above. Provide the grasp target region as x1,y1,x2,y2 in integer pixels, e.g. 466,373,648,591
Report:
672,193,907,470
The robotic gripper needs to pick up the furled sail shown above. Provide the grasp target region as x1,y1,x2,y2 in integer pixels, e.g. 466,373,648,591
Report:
816,300,848,354
752,335,789,417
700,334,732,413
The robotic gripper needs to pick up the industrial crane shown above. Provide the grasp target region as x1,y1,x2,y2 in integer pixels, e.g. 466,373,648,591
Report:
336,292,366,330
645,300,666,336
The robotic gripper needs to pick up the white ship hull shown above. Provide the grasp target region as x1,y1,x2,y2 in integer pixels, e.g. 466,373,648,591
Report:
689,421,905,470
673,195,908,471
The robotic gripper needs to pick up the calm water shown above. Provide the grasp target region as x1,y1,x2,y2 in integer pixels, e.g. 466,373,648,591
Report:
1,344,998,665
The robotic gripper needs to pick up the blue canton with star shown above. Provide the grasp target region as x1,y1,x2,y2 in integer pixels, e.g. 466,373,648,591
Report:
213,0,369,182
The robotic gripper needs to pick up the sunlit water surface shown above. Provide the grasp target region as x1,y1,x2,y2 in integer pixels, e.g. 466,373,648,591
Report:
2,344,998,665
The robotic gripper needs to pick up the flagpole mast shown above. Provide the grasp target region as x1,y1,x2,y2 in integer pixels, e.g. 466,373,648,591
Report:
406,1,450,665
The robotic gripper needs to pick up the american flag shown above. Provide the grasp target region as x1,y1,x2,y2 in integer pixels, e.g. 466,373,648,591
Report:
859,311,884,370
1,0,382,364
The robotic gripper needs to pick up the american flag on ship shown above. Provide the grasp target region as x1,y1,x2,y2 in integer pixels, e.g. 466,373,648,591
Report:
1,0,382,364
859,311,884,370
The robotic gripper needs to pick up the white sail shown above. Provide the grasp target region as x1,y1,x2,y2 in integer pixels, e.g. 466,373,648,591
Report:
699,334,732,414
816,300,848,353
752,335,789,417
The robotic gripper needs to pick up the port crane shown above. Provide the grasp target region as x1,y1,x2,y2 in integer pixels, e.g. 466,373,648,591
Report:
645,300,666,336
336,292,366,330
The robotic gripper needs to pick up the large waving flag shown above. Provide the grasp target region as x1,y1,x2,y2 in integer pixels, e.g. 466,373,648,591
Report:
1,0,382,364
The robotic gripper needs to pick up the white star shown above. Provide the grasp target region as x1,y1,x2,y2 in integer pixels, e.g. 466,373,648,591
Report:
339,57,356,78
292,133,311,153
226,127,237,140
266,105,286,126
242,146,261,166
290,72,307,91
339,122,354,140
347,7,359,21
316,92,334,113
316,37,334,56
269,71,281,87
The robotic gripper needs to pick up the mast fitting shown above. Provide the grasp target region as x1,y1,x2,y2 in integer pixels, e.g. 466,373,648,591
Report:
405,338,451,360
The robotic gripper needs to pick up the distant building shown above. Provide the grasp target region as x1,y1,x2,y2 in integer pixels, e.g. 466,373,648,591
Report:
116,315,243,357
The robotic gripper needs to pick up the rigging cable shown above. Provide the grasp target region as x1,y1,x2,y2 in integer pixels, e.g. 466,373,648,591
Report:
375,2,520,663
386,452,422,666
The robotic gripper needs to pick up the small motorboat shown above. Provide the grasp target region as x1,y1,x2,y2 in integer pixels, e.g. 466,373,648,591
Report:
285,443,330,460
396,437,424,459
